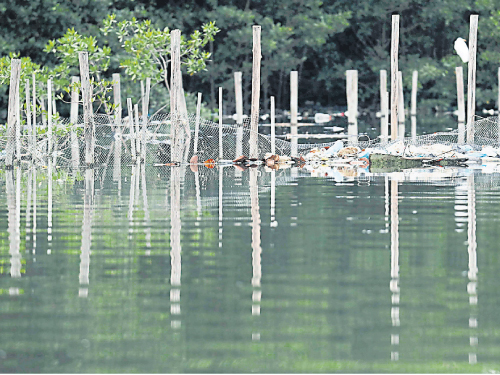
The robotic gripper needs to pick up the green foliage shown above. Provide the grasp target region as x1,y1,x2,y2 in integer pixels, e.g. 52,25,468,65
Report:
102,14,219,85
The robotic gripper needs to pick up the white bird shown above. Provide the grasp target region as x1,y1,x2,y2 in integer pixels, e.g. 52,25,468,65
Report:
454,37,469,63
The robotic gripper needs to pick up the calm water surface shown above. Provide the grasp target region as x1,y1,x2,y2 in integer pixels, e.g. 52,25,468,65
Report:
0,163,500,373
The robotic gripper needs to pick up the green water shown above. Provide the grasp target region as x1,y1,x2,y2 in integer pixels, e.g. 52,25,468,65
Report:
0,164,499,373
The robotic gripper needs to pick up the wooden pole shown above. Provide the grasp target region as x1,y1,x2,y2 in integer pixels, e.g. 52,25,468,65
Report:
47,79,53,156
391,15,400,141
25,79,31,160
112,73,122,133
346,70,358,145
380,70,388,143
219,86,223,159
467,15,479,144
16,79,21,161
142,78,151,161
290,70,298,156
498,67,500,145
397,71,405,140
456,67,466,144
6,59,21,167
70,76,80,167
134,103,140,157
234,71,244,158
79,52,94,165
271,96,276,155
32,72,36,159
249,25,261,159
127,98,136,160
170,29,181,162
411,70,418,141
194,92,202,155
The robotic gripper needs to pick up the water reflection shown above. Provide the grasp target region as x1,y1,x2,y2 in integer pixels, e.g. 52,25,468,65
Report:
170,166,182,329
250,168,262,341
79,168,94,298
467,174,478,364
0,165,499,372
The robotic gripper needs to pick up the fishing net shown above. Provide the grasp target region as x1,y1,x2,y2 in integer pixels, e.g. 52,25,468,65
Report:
0,111,499,169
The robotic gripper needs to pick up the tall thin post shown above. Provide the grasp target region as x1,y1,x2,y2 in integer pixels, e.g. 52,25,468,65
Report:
79,52,94,165
25,79,32,159
391,15,400,140
346,70,358,145
290,71,298,156
380,70,388,143
170,29,182,162
134,104,141,157
457,67,466,144
70,76,80,167
112,73,122,182
219,87,223,159
498,67,500,145
32,73,36,159
249,25,261,159
16,79,21,161
127,98,136,160
271,96,276,155
142,78,150,162
234,71,244,158
194,92,202,155
47,79,54,159
397,71,405,140
6,59,21,168
411,70,418,141
467,15,479,144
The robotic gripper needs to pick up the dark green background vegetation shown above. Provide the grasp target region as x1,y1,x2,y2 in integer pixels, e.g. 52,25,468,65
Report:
2,0,500,118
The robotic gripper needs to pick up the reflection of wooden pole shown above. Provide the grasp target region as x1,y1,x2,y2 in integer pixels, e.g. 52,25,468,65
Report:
467,174,478,364
26,168,32,244
6,170,21,279
391,15,400,141
48,159,53,255
250,168,262,341
141,163,151,252
467,15,478,144
456,67,466,144
170,167,182,329
79,168,94,298
32,167,37,255
390,179,400,361
380,70,389,143
219,166,223,248
128,163,137,241
250,26,261,159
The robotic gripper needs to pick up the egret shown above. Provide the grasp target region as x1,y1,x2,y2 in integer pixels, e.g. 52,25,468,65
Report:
454,37,469,63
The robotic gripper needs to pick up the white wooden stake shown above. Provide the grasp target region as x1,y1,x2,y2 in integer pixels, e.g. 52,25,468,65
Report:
79,52,94,165
71,76,80,167
32,72,36,160
16,79,21,161
456,67,466,144
467,15,479,144
346,70,358,145
411,70,418,141
271,96,276,155
170,29,182,162
194,92,202,155
142,78,151,162
127,98,136,160
250,25,261,159
47,79,53,156
134,103,140,157
234,71,244,158
219,86,223,159
380,70,388,143
391,15,400,140
397,71,405,140
25,79,31,159
290,70,298,156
